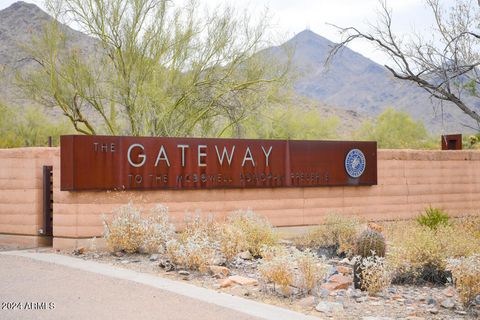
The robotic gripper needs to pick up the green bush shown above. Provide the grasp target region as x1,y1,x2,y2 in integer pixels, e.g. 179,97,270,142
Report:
416,206,450,230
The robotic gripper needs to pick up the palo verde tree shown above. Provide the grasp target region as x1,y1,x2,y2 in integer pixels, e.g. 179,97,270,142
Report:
17,0,290,137
328,0,480,130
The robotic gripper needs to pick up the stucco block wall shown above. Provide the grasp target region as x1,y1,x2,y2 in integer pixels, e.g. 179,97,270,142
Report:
0,148,58,247
52,149,480,249
1,147,480,249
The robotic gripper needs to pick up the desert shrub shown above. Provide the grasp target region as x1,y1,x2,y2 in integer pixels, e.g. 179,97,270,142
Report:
259,246,327,295
227,209,277,257
294,249,328,294
447,255,480,307
181,214,219,241
102,203,177,254
217,223,248,262
102,203,146,253
356,256,391,294
142,204,176,253
388,224,480,284
416,206,450,230
259,252,295,296
300,214,361,257
165,216,217,272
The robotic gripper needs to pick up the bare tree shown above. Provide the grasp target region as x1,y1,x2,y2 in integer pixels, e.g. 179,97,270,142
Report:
328,0,480,128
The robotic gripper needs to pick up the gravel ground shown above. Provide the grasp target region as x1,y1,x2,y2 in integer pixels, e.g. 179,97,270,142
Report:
63,250,480,320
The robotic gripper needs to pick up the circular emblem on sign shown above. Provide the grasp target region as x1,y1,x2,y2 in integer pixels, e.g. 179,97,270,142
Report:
345,149,366,178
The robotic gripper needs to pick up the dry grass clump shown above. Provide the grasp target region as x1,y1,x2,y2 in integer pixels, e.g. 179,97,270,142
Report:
165,216,217,272
258,246,295,296
356,256,391,294
259,246,328,296
298,214,362,257
294,249,328,293
102,203,146,253
447,255,480,307
453,216,480,239
143,204,176,253
102,203,176,254
217,223,248,262
259,252,295,295
388,223,480,284
227,209,277,257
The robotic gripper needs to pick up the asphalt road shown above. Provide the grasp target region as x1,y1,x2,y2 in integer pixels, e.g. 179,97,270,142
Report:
0,254,263,320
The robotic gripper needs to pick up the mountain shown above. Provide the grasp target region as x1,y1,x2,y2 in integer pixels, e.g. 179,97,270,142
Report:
0,1,98,108
267,29,478,133
0,2,476,134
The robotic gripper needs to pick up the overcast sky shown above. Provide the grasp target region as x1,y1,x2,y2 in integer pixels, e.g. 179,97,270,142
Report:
0,0,458,65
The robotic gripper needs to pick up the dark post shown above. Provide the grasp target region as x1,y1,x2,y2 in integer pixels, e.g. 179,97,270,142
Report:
441,134,462,150
42,166,53,236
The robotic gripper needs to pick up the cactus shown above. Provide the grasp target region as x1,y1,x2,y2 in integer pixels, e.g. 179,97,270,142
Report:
355,229,386,258
354,228,386,290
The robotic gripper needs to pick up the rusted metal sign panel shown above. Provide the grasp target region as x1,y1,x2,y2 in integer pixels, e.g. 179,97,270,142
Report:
60,135,377,191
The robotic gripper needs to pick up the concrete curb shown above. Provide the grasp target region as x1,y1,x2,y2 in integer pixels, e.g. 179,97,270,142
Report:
1,250,319,320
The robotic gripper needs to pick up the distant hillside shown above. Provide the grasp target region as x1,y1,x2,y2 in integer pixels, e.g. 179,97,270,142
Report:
0,2,476,135
263,29,479,134
0,1,98,109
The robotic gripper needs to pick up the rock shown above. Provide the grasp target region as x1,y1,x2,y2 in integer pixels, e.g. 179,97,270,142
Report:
318,288,330,297
279,239,293,245
178,270,190,276
219,278,233,288
228,275,258,286
443,287,456,297
387,287,396,294
326,265,338,278
73,247,85,255
427,297,437,305
340,257,355,266
355,297,368,303
349,289,364,299
427,308,439,315
455,310,467,315
441,298,455,309
321,282,340,291
475,295,480,305
149,254,159,262
298,295,315,308
113,251,125,257
337,266,352,274
239,251,253,260
321,274,352,290
361,317,394,320
212,256,227,266
93,253,100,259
209,265,230,278
315,301,344,313
159,259,175,272
121,260,129,264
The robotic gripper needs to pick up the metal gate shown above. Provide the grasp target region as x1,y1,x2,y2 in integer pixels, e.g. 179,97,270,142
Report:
42,166,53,236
